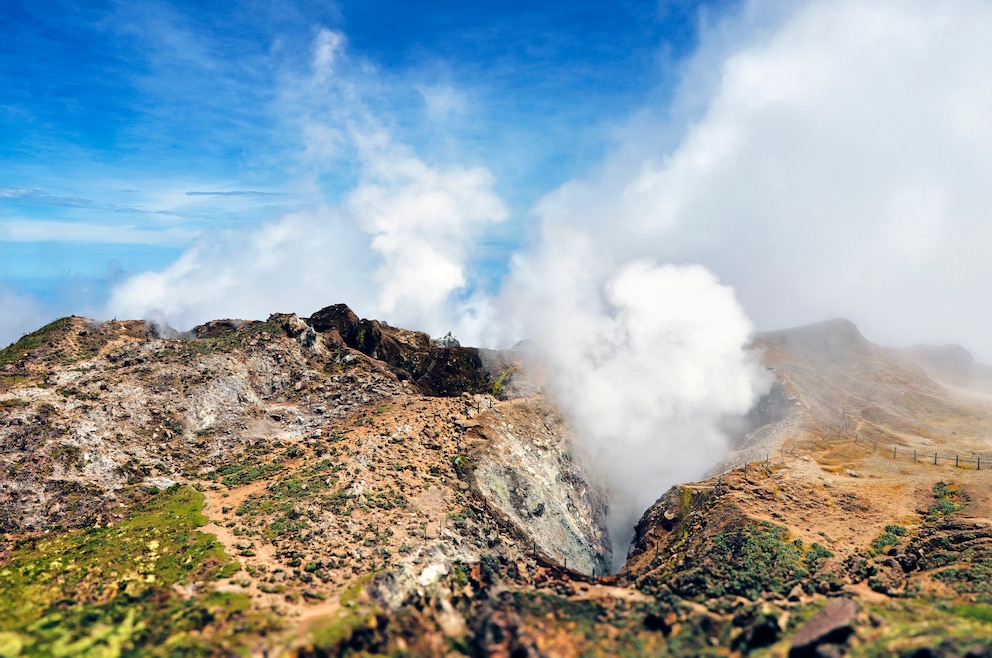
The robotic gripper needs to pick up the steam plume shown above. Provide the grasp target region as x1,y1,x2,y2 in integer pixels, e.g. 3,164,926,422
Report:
507,231,767,567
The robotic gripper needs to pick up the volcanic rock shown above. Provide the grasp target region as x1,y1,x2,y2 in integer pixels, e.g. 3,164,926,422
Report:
788,598,859,657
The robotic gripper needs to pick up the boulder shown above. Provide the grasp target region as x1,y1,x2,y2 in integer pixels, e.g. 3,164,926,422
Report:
789,598,859,658
307,304,360,344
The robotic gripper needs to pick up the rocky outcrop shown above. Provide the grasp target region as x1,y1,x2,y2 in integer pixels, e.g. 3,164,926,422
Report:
302,304,496,397
415,347,491,397
193,319,253,339
465,399,611,576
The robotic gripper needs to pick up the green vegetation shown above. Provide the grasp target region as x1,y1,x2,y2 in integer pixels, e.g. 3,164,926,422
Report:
212,457,285,488
501,590,727,657
0,485,277,656
871,524,908,555
57,387,100,401
446,508,473,530
951,603,992,623
490,367,516,399
673,522,831,601
178,320,279,357
0,318,74,366
804,542,835,573
934,556,992,602
0,317,109,368
927,482,962,521
450,453,472,473
855,600,992,657
306,574,380,651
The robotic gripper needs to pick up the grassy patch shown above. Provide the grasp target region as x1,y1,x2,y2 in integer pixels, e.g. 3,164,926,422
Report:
673,522,816,600
856,600,992,657
0,318,74,366
0,485,277,656
951,604,992,623
871,524,908,555
213,457,285,488
927,482,962,521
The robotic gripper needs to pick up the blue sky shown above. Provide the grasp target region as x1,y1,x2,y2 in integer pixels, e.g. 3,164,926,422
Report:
0,0,732,344
5,0,992,362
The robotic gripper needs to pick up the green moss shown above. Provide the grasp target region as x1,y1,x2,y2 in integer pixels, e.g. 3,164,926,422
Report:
871,525,907,555
0,485,278,656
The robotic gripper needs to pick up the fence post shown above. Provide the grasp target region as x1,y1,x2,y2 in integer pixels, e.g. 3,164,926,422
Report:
956,455,959,468
913,450,917,463
873,441,877,453
934,452,938,465
979,456,982,471
893,446,897,459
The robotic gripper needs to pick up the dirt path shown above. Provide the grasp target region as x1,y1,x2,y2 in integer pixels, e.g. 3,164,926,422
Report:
199,477,323,618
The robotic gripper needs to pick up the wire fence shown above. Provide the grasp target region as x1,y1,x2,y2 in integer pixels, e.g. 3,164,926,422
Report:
850,432,984,470
733,418,989,477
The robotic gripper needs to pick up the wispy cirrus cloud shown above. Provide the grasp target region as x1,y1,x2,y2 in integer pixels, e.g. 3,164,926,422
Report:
0,187,98,209
0,220,198,246
184,190,287,198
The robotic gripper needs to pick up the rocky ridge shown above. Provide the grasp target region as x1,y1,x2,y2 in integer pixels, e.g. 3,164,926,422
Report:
1,309,991,656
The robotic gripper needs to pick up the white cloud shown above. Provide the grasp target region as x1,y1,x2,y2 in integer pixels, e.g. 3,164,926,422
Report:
350,140,506,326
107,28,506,339
313,28,345,80
107,207,375,329
417,84,468,119
535,0,992,358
